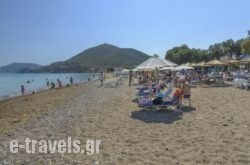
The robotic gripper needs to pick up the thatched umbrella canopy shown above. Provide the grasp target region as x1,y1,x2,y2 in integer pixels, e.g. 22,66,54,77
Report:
184,62,192,66
224,59,242,72
241,56,250,62
195,61,211,67
136,54,177,71
206,59,227,66
174,64,194,71
240,56,250,71
136,54,177,95
194,61,211,74
206,59,228,72
160,66,176,71
225,59,242,64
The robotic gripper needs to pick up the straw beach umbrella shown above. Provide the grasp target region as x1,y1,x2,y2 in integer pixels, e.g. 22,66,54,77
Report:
184,62,192,66
174,65,194,71
206,59,227,66
206,59,227,72
121,69,130,73
225,59,241,64
136,54,177,71
136,54,177,94
241,56,250,71
241,56,250,63
160,66,176,71
195,61,211,67
194,61,211,74
224,59,241,71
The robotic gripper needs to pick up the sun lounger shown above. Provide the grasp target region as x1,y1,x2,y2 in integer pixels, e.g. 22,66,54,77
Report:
139,95,179,110
137,86,173,106
158,86,173,100
243,80,250,90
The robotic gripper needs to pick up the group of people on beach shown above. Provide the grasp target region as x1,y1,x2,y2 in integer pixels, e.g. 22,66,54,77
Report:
157,75,191,106
136,69,192,108
21,76,75,96
19,73,106,96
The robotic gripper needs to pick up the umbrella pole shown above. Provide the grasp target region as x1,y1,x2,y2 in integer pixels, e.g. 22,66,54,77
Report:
155,67,158,96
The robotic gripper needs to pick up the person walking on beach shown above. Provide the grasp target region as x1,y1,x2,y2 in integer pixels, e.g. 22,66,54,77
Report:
21,85,25,96
57,79,62,88
70,76,73,86
99,73,104,87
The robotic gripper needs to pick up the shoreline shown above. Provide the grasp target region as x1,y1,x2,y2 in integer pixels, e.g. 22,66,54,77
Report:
0,77,100,102
0,73,116,134
0,80,98,102
0,79,102,134
0,72,100,101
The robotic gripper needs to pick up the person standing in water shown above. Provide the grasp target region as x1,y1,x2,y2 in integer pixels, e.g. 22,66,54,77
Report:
70,76,73,86
21,85,25,96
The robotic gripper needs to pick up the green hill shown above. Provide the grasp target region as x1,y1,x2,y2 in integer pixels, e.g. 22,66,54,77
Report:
35,43,150,73
0,63,42,73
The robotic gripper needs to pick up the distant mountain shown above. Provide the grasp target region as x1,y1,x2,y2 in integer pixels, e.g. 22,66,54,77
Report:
35,43,150,73
0,63,42,73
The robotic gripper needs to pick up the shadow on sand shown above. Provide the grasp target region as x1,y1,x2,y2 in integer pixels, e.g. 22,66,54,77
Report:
131,106,196,124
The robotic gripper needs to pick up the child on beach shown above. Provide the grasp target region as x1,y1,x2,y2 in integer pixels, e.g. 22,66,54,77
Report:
50,82,55,89
173,84,182,104
21,85,25,96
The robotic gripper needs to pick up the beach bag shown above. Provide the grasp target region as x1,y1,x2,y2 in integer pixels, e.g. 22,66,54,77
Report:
153,97,163,105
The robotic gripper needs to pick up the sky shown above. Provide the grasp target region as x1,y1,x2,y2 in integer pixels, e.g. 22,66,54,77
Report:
0,0,250,67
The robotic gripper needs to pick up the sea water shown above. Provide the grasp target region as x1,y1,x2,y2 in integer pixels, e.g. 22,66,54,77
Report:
0,73,99,100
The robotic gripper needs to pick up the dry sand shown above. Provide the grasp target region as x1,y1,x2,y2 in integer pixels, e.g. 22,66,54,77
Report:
0,78,250,165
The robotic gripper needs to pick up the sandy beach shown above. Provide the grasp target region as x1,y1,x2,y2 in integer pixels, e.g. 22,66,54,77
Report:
0,77,250,165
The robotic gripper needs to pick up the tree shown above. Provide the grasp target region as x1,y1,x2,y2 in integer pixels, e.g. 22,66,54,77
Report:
165,45,207,64
241,30,250,55
241,39,250,55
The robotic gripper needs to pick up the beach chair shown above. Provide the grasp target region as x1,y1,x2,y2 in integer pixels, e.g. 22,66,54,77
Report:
161,95,179,109
136,85,149,91
182,94,191,107
139,95,179,110
243,79,250,90
191,77,199,85
158,86,173,100
137,86,173,107
136,89,152,96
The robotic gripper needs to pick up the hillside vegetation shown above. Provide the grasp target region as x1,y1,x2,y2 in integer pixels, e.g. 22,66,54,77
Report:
35,43,150,73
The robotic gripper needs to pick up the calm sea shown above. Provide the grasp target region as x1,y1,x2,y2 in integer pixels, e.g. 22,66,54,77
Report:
0,73,99,100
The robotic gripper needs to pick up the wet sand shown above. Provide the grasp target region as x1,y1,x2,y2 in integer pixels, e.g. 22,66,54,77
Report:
0,79,250,164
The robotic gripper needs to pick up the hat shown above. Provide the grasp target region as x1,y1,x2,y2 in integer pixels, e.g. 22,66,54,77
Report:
178,76,185,81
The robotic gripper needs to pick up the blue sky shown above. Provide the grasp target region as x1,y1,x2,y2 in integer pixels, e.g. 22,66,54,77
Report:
0,0,250,67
